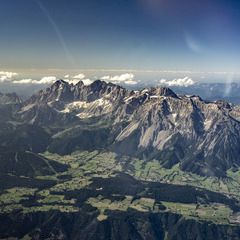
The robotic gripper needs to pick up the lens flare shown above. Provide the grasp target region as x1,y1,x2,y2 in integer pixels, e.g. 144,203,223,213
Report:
34,0,75,67
185,32,202,53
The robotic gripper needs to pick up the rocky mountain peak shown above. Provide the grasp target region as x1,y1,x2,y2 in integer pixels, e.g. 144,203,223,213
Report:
0,92,22,105
149,87,178,98
50,79,71,92
75,80,84,87
53,79,68,86
215,100,232,110
90,79,107,88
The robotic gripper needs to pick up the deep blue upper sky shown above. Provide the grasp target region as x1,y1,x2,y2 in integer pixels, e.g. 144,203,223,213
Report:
0,0,240,72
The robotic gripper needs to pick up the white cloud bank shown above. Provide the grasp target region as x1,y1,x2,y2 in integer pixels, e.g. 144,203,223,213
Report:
14,74,93,86
81,79,93,85
13,79,33,84
37,76,57,84
14,76,57,85
73,74,85,80
64,73,93,85
101,73,137,85
159,77,195,87
64,78,93,86
7,72,136,86
0,71,18,82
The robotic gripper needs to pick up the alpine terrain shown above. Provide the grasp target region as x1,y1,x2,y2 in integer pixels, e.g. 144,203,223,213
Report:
1,79,240,239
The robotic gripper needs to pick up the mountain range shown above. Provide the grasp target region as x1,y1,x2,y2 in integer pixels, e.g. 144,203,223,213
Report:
2,79,240,177
1,80,240,239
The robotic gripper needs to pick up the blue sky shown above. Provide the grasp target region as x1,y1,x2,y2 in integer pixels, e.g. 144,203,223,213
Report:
0,0,240,73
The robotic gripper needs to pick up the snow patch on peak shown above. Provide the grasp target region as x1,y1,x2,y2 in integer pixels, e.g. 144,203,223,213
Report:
141,89,149,94
150,95,160,99
204,119,213,131
61,98,113,118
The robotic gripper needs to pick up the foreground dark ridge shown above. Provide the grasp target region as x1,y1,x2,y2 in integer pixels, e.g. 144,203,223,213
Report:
1,79,240,177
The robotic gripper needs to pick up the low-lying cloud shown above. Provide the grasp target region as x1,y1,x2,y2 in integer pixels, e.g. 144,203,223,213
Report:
14,76,57,85
81,79,93,85
0,71,18,82
13,73,91,85
159,77,195,87
64,73,93,85
1,71,138,86
101,73,138,85
73,74,85,80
